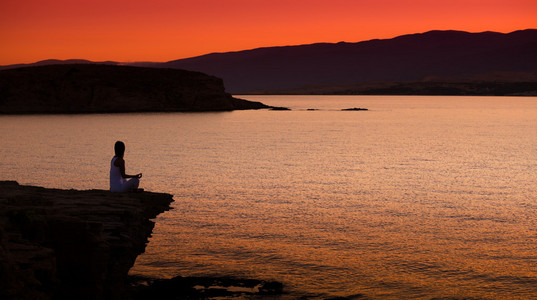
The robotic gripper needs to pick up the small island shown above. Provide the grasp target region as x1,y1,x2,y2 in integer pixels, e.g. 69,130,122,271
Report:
0,64,272,114
341,107,368,111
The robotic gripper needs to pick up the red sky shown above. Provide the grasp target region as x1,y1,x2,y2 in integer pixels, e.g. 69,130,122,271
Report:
1,0,536,65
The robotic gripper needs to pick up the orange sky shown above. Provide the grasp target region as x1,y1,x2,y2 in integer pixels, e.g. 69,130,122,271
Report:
1,0,536,65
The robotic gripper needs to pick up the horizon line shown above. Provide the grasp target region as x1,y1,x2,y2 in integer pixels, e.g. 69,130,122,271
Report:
2,28,536,67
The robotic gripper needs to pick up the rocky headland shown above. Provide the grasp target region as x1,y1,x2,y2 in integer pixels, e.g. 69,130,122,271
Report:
0,181,174,300
0,64,270,114
0,182,287,300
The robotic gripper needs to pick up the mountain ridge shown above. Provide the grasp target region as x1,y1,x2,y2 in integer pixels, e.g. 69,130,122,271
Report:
160,29,537,93
2,29,537,95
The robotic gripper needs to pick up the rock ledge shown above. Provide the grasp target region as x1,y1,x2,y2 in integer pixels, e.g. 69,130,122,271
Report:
0,181,173,300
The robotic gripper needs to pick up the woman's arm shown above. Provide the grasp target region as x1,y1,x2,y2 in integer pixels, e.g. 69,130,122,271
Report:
114,157,142,179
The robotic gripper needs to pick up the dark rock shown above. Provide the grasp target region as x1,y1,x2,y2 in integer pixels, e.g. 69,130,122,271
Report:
0,181,173,300
270,106,291,111
341,107,368,111
0,64,270,114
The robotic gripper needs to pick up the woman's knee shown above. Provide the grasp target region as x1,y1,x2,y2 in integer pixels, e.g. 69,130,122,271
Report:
125,177,140,190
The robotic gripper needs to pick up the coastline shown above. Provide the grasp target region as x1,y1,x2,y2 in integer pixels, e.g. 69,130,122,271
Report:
0,64,273,114
0,181,286,299
0,181,173,300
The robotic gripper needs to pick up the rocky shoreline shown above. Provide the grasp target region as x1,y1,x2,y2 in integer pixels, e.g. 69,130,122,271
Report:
0,181,287,300
0,181,174,300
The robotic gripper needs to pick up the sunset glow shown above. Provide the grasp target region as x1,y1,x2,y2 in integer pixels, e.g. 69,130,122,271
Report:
1,0,536,65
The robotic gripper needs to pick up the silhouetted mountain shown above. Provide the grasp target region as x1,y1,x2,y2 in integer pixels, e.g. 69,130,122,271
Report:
160,29,537,93
0,59,118,70
0,64,269,114
2,30,536,95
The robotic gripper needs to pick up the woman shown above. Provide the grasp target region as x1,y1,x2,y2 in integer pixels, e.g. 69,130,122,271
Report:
110,141,143,192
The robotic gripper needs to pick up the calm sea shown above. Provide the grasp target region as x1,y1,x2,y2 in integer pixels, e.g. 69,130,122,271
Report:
1,96,537,299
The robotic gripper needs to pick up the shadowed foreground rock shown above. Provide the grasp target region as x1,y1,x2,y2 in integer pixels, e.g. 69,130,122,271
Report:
0,181,174,300
0,64,270,113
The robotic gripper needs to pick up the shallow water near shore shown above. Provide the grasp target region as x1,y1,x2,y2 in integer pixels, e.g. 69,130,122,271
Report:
1,95,537,298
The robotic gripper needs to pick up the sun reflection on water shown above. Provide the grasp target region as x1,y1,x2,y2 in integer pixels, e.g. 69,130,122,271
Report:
1,96,536,298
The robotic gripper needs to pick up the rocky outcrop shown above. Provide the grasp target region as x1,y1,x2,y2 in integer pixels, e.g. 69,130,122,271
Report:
341,107,368,111
0,64,270,113
0,181,173,300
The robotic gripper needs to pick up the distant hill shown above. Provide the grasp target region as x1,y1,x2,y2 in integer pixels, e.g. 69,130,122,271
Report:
2,29,536,95
0,59,118,71
0,64,269,114
160,29,537,94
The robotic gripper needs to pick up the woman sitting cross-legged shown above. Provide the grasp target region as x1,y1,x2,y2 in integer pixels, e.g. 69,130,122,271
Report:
110,141,143,192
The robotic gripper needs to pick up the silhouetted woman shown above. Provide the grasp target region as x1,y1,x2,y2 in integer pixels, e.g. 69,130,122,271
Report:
110,141,142,192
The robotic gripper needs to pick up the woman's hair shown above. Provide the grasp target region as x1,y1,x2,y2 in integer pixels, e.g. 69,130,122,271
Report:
114,141,125,158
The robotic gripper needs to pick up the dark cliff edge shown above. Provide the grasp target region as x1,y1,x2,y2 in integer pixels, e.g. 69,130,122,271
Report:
0,64,270,114
0,181,174,300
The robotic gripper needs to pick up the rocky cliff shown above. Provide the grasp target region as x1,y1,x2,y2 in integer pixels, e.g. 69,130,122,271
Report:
0,181,174,300
0,64,269,113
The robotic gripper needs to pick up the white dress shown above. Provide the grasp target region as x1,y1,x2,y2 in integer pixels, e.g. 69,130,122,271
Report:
110,157,139,192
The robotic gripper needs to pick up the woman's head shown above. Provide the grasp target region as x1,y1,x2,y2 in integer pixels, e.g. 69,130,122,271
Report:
114,141,125,158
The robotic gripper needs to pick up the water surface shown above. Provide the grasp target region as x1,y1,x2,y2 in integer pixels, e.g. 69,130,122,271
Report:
1,96,537,299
